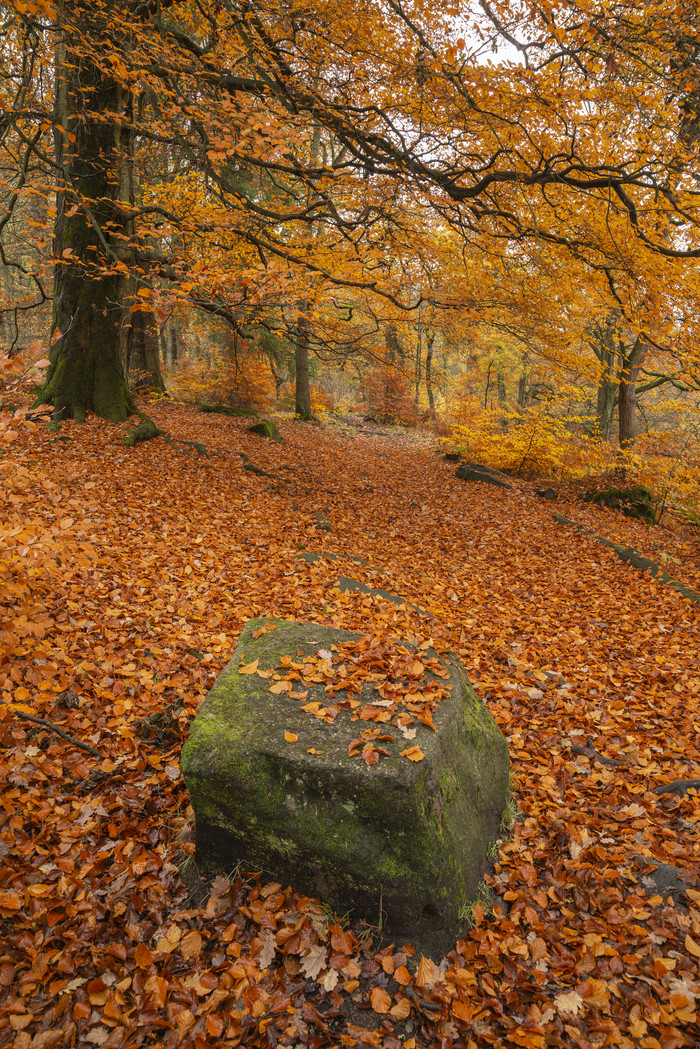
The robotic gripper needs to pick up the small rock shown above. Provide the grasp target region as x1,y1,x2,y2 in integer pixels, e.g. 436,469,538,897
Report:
248,419,282,442
456,465,512,490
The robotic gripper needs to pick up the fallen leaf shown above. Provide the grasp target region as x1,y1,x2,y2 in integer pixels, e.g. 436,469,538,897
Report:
415,955,441,989
400,746,425,762
301,943,327,980
685,934,700,959
259,928,276,969
238,659,259,674
554,990,584,1016
180,930,203,960
370,987,391,1013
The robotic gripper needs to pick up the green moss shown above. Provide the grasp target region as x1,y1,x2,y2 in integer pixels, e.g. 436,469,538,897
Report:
181,618,510,958
248,419,282,442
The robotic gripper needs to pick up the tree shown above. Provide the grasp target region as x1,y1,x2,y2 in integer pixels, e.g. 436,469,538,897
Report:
38,1,139,421
3,0,700,428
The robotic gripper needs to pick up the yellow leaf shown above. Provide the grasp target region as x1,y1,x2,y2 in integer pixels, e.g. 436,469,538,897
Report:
400,746,425,762
238,659,259,675
685,934,700,959
554,990,583,1015
284,732,298,743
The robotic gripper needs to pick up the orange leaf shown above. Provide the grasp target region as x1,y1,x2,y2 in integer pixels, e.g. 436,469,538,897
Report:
238,659,259,675
134,943,154,968
415,955,441,988
180,929,203,960
284,732,298,743
370,987,391,1014
206,1015,224,1037
394,965,411,986
400,746,425,762
391,997,411,1020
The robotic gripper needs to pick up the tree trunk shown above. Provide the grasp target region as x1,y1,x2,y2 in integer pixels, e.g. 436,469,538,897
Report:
129,308,166,392
594,331,617,441
384,323,402,364
618,336,646,449
294,311,313,420
425,331,436,419
162,324,179,368
517,354,529,407
414,329,422,406
496,360,507,430
484,362,491,409
35,3,135,422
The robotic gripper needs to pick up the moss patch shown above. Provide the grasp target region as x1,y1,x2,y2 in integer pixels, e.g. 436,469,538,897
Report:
182,619,510,959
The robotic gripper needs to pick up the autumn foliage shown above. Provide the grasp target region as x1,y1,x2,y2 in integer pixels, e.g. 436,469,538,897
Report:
1,396,699,1048
364,366,417,427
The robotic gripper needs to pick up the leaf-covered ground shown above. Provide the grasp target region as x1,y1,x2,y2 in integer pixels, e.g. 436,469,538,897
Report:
1,401,699,1049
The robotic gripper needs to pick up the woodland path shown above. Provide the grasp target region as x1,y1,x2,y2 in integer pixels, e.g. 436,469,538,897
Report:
1,400,699,1049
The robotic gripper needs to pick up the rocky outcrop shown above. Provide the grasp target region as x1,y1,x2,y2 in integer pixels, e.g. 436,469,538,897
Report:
182,619,510,958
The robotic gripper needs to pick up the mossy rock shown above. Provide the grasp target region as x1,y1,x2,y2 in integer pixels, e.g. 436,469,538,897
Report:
247,419,282,442
456,464,512,490
181,619,510,958
199,404,259,418
584,485,655,523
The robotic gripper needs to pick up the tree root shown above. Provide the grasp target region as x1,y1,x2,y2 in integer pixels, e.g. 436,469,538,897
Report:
123,414,163,447
552,514,700,606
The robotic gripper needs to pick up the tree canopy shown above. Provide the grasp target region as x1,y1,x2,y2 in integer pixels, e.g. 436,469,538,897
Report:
0,0,699,428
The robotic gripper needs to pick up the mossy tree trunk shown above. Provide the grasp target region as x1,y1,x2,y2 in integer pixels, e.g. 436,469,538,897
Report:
294,311,314,420
618,335,646,449
36,2,136,423
425,330,436,420
128,307,166,393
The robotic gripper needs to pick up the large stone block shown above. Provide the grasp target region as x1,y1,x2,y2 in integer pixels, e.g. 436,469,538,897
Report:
181,619,510,958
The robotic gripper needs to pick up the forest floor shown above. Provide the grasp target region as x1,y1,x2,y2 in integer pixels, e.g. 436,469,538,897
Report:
1,398,700,1049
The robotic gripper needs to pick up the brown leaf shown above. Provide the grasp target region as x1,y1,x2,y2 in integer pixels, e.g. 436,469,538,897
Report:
415,955,441,989
300,943,327,980
180,929,203,960
259,928,277,970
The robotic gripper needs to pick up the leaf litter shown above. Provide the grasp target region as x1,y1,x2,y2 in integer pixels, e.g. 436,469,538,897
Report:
0,400,699,1048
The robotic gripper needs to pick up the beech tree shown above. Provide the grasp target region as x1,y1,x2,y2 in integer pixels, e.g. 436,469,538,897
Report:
2,0,700,427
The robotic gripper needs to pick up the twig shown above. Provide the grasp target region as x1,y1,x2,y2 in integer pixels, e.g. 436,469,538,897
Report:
2,702,100,756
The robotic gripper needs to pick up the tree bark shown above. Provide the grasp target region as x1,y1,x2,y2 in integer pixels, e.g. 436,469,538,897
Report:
517,354,529,407
425,331,436,419
294,311,313,420
35,2,136,422
414,328,422,406
618,336,646,449
129,308,166,392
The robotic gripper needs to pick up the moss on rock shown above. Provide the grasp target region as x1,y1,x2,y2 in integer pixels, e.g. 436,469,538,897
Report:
584,485,655,523
181,619,510,958
247,419,282,442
